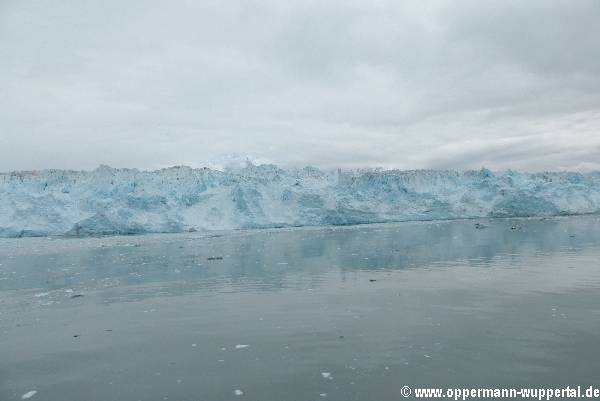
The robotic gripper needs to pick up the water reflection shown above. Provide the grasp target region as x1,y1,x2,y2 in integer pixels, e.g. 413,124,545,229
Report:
1,216,600,298
1,216,600,401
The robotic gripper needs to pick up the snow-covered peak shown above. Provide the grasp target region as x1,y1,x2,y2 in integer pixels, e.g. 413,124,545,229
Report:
198,153,274,172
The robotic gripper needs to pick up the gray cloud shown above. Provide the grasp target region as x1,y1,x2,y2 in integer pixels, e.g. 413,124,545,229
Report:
1,0,599,172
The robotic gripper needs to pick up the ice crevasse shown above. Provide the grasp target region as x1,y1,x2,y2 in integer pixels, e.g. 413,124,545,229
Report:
1,164,599,237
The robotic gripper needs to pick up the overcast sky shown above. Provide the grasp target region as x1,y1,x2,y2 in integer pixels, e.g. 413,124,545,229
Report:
1,0,600,172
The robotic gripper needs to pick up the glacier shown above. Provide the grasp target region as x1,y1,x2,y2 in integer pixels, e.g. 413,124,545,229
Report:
1,164,599,238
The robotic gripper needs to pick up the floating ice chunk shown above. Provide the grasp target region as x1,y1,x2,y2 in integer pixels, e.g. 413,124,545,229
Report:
234,389,243,396
321,372,331,379
235,344,249,349
34,292,49,298
320,394,327,397
21,391,37,399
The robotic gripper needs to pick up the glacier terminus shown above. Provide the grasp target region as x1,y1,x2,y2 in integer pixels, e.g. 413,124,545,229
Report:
1,164,599,238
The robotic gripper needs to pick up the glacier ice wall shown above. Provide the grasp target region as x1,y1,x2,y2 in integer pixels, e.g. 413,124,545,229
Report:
1,164,599,237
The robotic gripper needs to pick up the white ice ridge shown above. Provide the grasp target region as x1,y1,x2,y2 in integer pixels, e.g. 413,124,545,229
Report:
1,164,599,237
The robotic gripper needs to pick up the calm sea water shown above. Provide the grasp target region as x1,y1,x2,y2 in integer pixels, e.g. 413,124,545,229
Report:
1,216,600,400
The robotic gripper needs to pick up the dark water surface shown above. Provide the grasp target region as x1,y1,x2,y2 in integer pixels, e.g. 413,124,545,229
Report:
1,216,600,400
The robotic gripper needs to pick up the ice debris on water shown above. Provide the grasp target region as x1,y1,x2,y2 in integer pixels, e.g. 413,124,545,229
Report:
2,165,600,237
235,344,249,349
21,391,37,399
321,372,332,379
234,389,244,396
